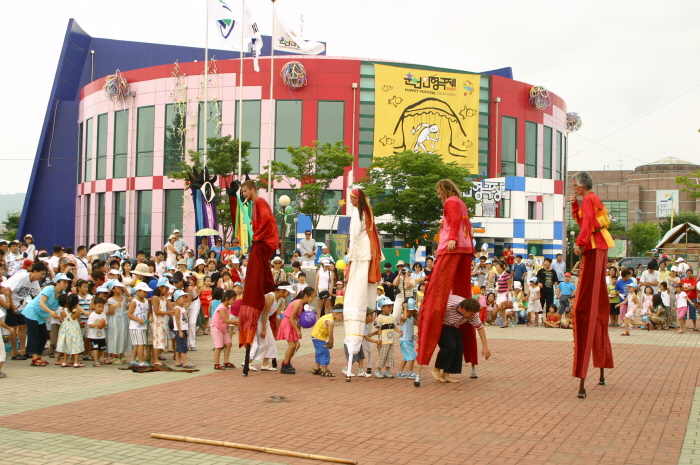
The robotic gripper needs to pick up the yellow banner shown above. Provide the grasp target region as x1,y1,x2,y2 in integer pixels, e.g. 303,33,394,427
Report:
373,64,481,172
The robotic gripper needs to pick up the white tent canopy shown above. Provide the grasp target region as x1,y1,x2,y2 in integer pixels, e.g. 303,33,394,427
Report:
655,222,700,249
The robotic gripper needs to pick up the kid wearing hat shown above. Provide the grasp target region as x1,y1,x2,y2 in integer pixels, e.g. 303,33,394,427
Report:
173,289,194,367
127,282,152,366
396,297,418,379
311,305,344,377
375,296,402,378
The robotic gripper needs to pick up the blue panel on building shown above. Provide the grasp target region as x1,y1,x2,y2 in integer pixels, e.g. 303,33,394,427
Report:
513,219,525,239
337,217,350,235
481,67,513,79
505,176,526,192
553,221,563,240
297,214,313,236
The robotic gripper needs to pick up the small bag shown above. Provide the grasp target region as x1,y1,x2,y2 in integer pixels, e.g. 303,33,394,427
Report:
318,290,330,300
501,301,514,309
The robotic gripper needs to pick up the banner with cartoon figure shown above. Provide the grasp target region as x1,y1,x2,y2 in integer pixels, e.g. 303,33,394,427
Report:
373,64,481,172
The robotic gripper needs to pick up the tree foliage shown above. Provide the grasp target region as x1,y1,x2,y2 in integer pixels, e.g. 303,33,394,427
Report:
258,141,354,234
358,151,474,243
658,211,700,244
2,211,20,241
627,221,660,256
676,170,700,198
167,135,252,241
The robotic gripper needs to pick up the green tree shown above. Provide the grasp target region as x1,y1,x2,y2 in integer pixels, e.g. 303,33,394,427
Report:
2,210,20,241
167,135,252,241
358,151,474,243
658,211,700,243
627,221,660,256
258,141,354,234
676,170,700,198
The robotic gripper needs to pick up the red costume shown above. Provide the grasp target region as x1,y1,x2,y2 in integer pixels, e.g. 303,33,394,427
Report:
571,192,615,378
238,196,279,347
416,195,474,366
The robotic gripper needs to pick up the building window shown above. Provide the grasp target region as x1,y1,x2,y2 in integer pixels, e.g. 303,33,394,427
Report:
114,192,126,246
358,101,374,169
84,118,93,182
164,104,186,175
198,101,222,151
528,201,536,220
318,101,344,145
557,130,564,181
501,116,516,176
164,190,184,240
604,200,628,228
84,195,91,246
77,122,83,184
543,126,553,180
96,193,105,243
275,101,302,166
114,110,128,178
96,113,108,180
136,106,155,177
478,79,490,177
136,190,152,257
234,100,261,174
525,121,537,178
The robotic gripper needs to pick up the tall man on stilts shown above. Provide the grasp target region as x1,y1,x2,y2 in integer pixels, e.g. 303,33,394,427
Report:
238,180,279,376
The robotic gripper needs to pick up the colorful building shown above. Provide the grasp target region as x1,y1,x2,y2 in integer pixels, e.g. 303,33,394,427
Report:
20,19,571,260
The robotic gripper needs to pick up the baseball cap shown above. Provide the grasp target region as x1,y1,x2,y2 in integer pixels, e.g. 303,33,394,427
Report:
564,272,572,277
108,269,121,275
173,290,187,300
514,281,523,289
53,273,72,283
21,259,34,269
157,277,175,289
107,281,125,289
24,234,33,239
95,285,110,294
133,282,152,293
396,260,405,267
195,259,205,266
173,229,180,233
380,296,393,307
233,282,243,287
529,277,538,283
331,307,344,313
177,259,187,265
407,298,416,311
231,257,240,264
677,257,685,262
336,281,343,285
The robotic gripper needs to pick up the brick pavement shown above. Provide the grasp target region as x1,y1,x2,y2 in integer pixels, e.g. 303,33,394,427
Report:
2,325,700,464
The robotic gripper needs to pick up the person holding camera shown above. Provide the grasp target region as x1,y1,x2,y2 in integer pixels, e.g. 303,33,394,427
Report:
392,261,414,322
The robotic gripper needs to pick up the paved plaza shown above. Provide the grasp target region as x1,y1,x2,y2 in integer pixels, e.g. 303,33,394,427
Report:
2,324,700,465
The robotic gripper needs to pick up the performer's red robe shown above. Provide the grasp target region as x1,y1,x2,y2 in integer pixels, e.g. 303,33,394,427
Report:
238,196,279,347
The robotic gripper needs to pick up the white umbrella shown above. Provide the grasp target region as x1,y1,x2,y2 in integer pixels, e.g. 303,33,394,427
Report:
195,228,220,236
86,243,122,256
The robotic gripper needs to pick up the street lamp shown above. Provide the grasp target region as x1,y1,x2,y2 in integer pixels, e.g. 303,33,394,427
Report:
279,195,291,263
569,230,576,268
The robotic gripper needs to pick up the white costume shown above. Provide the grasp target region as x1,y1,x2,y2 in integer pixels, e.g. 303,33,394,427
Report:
250,292,284,362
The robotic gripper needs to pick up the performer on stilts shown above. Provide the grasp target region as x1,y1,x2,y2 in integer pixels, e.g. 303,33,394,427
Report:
238,180,279,376
570,171,614,398
343,188,383,382
415,179,474,387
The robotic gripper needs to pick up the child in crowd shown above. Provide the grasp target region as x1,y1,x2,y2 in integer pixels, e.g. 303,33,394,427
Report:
543,305,561,328
151,277,175,366
527,278,542,326
396,298,418,379
617,283,640,336
560,297,574,329
375,297,402,378
56,294,86,368
295,272,308,295
278,287,317,374
509,282,525,326
210,287,223,328
415,283,426,311
608,276,620,327
484,292,496,325
76,280,93,361
48,295,63,359
211,289,238,370
128,282,152,366
87,296,108,366
198,276,213,335
311,305,344,377
173,289,193,368
642,286,654,315
106,281,131,364
659,282,673,328
477,286,487,323
675,282,689,334
334,281,345,306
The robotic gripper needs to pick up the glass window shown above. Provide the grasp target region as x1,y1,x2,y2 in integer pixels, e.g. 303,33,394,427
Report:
318,101,344,145
234,100,261,174
478,151,489,177
359,91,375,103
543,126,553,180
136,106,155,177
322,190,343,215
164,104,186,175
359,129,373,142
557,130,564,181
84,118,93,182
198,101,222,151
525,121,537,178
113,110,128,178
359,157,372,168
275,101,302,166
528,201,536,220
273,189,297,261
164,190,184,239
501,116,516,176
358,144,373,156
114,192,126,246
359,104,374,116
77,122,83,183
359,77,374,88
360,63,375,75
84,195,91,246
96,193,105,243
603,200,628,228
96,113,108,180
136,190,153,257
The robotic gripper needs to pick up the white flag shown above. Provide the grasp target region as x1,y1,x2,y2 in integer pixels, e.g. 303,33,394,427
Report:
272,11,325,55
209,0,263,71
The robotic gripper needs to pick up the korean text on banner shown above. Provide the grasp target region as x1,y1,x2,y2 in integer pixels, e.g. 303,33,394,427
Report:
373,64,480,172
272,11,325,55
210,0,263,71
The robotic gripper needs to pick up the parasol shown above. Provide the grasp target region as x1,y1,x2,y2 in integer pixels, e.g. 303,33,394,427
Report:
195,228,220,237
86,243,123,256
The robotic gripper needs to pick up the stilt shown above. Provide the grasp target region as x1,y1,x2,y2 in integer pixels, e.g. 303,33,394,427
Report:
414,366,422,387
599,367,605,385
470,365,478,379
243,345,251,376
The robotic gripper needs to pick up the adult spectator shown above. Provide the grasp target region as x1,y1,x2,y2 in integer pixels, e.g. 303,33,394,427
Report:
270,256,287,284
75,246,90,281
210,238,224,262
4,262,48,359
380,263,396,301
536,258,559,314
299,230,317,267
639,263,660,294
472,255,490,287
164,235,178,268
172,229,187,255
197,237,210,260
49,245,64,274
5,241,23,277
681,269,697,331
411,262,427,297
552,254,567,282
392,262,415,320
24,234,37,260
676,257,689,276
424,257,435,277
512,255,527,289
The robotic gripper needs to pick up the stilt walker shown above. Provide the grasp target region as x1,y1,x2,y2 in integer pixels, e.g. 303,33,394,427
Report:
343,188,383,382
570,171,614,398
415,179,474,387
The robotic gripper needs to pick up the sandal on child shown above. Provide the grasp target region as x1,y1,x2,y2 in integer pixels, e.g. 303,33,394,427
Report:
102,359,112,365
214,364,225,370
620,331,630,336
93,362,102,367
182,363,195,368
175,363,183,367
31,359,48,366
312,368,322,375
321,370,336,377
224,362,236,369
61,363,70,368
73,363,85,368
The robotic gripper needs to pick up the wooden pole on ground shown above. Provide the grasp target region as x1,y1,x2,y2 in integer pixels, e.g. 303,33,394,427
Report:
150,433,358,465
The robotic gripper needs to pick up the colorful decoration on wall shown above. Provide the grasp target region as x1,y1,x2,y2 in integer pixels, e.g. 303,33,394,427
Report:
529,86,551,110
188,167,220,248
566,112,583,132
280,61,307,90
103,70,130,104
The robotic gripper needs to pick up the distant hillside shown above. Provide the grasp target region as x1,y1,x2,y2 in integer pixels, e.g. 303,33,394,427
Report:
0,193,26,223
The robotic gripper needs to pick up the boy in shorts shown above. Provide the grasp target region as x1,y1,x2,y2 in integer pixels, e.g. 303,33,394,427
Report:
396,298,419,379
87,297,108,366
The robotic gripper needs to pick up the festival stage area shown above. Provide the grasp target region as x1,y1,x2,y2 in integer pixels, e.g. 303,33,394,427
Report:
2,325,699,465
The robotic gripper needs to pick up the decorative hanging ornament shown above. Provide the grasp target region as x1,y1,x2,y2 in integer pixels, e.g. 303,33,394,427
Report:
103,70,130,104
566,112,583,132
529,86,551,110
280,61,307,90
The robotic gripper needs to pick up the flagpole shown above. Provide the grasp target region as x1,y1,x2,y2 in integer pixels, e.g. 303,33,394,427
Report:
237,0,245,180
203,0,209,167
267,0,276,204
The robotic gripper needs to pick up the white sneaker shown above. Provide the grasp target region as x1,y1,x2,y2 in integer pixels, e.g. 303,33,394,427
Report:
260,365,277,371
357,369,371,378
341,368,355,377
242,362,258,371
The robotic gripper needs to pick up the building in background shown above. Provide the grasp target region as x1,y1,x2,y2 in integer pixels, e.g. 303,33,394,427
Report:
20,19,572,260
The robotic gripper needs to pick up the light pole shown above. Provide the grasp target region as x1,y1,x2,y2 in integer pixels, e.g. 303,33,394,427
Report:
279,195,291,263
569,230,576,270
